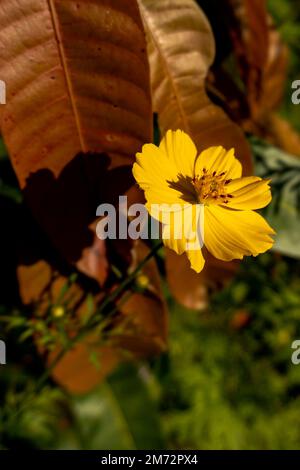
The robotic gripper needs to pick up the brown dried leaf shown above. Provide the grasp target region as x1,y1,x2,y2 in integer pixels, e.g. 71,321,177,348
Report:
50,342,121,395
166,248,238,310
257,19,289,118
207,0,290,152
258,113,300,158
225,0,270,115
0,0,152,283
224,1,289,123
230,8,297,152
138,0,252,171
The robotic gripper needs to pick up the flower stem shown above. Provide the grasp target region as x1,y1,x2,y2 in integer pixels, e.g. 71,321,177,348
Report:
19,242,164,406
91,241,163,321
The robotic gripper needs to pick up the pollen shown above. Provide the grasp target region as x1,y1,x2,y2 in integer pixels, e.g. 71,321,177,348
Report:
192,168,233,205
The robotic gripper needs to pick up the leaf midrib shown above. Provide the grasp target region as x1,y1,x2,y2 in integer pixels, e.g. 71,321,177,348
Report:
47,0,87,151
139,2,191,134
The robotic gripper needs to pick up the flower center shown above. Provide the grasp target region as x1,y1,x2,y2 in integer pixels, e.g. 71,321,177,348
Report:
192,168,234,205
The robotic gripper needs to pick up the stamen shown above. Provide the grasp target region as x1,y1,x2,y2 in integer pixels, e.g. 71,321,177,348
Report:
192,168,232,205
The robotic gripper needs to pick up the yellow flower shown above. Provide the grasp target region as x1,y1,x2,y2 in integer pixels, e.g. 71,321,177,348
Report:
132,130,275,273
136,273,150,289
52,305,65,318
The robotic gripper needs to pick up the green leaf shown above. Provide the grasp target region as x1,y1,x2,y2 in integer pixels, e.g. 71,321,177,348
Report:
58,364,165,450
0,181,22,203
252,139,300,258
0,138,7,160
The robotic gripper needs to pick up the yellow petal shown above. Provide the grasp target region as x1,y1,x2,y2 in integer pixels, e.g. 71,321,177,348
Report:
204,205,275,261
140,184,186,206
195,146,242,179
133,143,177,188
161,204,205,273
146,200,185,224
226,177,272,210
133,143,184,206
133,130,197,206
186,247,205,274
159,129,197,178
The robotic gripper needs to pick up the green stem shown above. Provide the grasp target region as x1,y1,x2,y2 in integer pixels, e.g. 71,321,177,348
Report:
5,241,164,426
94,241,163,317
